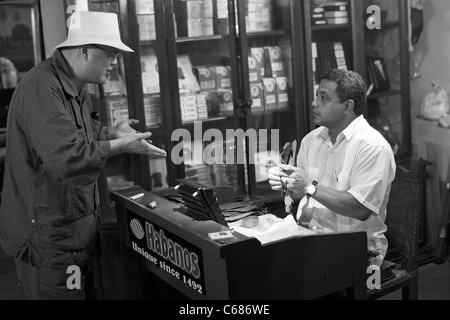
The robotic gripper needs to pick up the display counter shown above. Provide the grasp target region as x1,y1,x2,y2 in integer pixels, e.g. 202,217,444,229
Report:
111,186,368,300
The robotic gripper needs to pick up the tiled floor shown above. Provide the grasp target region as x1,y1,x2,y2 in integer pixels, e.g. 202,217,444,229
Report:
1,246,449,300
379,260,450,300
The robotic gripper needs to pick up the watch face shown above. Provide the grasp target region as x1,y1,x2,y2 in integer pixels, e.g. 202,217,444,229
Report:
306,185,315,195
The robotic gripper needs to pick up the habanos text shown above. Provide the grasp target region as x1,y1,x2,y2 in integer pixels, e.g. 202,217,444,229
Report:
132,221,203,294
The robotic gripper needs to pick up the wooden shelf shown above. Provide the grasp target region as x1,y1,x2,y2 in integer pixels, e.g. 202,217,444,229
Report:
365,20,400,32
368,89,403,99
311,24,351,32
175,35,226,43
251,107,293,117
181,116,230,128
246,30,288,38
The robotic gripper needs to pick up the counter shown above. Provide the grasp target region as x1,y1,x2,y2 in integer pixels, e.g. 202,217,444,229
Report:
111,186,368,300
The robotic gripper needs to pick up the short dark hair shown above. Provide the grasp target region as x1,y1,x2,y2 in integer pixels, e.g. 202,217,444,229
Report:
320,69,367,115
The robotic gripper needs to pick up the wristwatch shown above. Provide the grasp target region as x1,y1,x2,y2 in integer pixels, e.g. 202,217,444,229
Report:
305,180,318,198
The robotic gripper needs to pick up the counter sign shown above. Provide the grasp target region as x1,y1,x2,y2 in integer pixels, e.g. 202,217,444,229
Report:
127,212,206,296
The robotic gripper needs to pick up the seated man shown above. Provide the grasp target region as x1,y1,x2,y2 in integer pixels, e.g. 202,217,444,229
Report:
268,69,396,268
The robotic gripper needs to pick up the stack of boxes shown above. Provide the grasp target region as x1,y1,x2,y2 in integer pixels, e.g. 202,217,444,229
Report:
105,95,129,127
105,94,162,128
310,0,350,26
245,0,272,32
172,0,231,37
137,0,156,41
276,77,289,109
310,3,327,26
193,66,217,91
141,48,160,95
191,64,233,120
144,94,163,126
262,77,277,111
216,89,233,116
215,66,232,89
248,46,290,113
215,0,229,35
174,0,214,38
180,92,199,123
137,0,288,123
196,92,208,120
184,139,238,187
249,48,265,113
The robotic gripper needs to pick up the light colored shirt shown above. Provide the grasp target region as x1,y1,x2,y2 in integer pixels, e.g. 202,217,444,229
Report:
296,115,396,263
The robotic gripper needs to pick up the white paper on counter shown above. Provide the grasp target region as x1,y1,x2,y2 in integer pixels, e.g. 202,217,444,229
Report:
230,214,317,245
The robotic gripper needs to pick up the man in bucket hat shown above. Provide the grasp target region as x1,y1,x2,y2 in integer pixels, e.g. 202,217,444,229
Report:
0,11,166,300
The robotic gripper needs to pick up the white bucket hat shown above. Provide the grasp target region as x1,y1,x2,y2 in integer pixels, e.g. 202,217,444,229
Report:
54,11,133,52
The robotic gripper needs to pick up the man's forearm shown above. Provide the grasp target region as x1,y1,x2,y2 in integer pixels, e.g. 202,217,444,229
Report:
108,139,125,157
311,185,373,221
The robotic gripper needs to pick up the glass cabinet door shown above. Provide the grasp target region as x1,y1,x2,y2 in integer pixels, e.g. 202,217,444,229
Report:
363,0,411,159
129,0,169,191
164,0,244,196
237,0,306,199
84,0,168,223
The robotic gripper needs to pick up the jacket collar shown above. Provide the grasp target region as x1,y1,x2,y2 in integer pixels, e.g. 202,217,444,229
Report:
52,49,83,99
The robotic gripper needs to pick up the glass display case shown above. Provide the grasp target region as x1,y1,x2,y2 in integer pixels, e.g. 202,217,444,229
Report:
237,0,306,198
363,0,411,159
143,0,307,201
166,0,243,195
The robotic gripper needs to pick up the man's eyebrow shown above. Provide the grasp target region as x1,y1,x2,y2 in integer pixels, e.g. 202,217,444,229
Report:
316,89,329,96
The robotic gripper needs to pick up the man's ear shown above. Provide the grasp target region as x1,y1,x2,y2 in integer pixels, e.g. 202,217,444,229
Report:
344,99,355,114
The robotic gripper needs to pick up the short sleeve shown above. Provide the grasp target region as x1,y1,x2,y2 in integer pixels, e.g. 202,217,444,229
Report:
347,145,396,215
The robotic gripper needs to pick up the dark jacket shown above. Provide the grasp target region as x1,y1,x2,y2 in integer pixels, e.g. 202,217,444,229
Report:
0,50,110,268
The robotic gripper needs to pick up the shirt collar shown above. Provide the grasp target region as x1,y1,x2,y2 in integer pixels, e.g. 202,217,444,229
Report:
340,115,365,141
52,49,81,99
317,126,330,141
316,115,366,142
